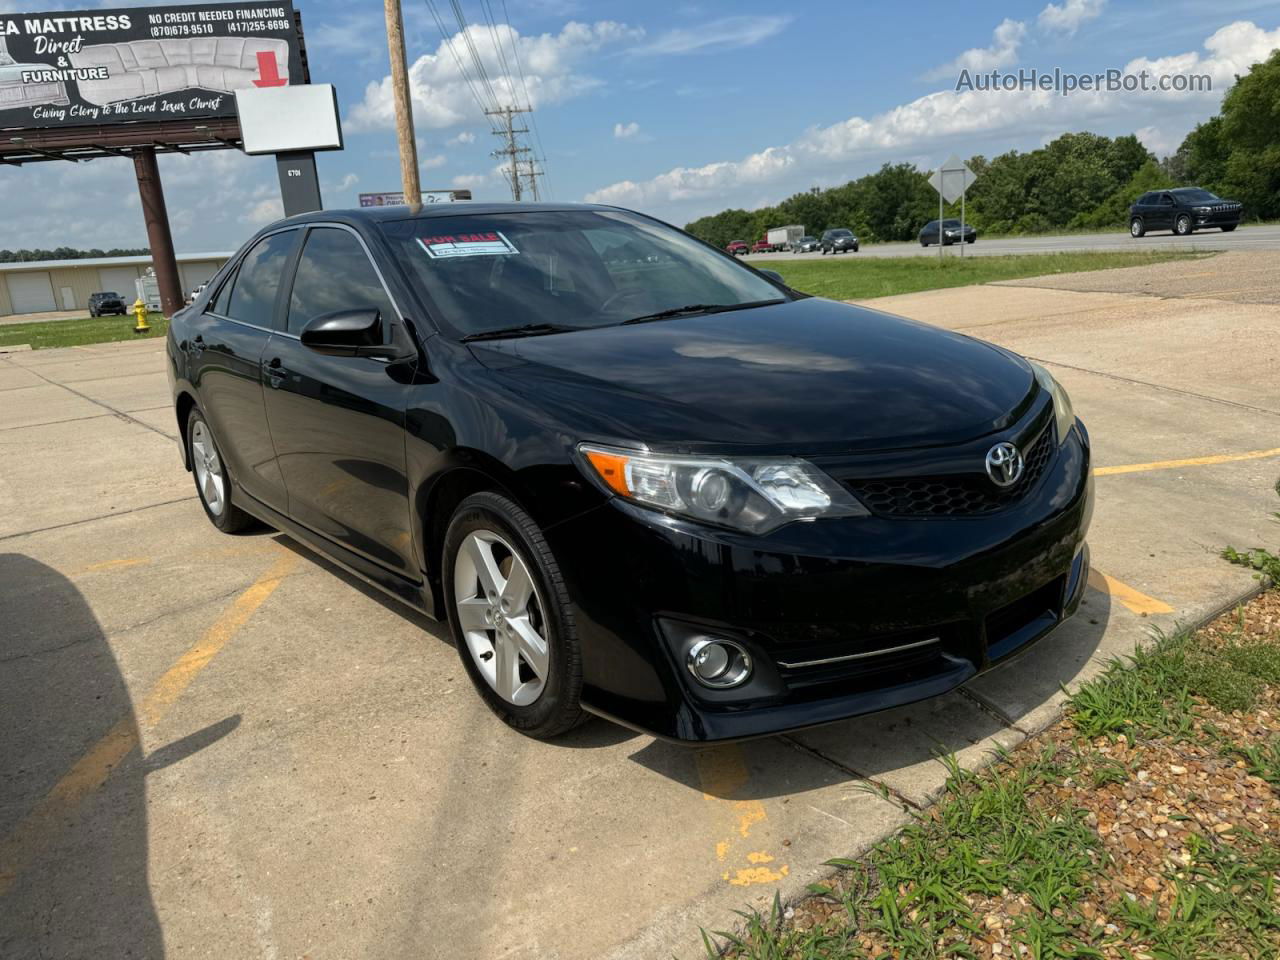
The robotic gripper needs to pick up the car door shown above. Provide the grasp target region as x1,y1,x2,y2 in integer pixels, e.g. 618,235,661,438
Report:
186,230,299,514
261,225,416,577
1153,193,1176,230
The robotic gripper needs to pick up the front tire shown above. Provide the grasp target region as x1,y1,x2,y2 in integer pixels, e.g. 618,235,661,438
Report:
1130,217,1145,238
444,491,585,739
1174,214,1192,236
1222,224,1237,233
186,408,255,533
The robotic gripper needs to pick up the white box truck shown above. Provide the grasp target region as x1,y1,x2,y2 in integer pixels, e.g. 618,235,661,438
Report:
766,225,804,251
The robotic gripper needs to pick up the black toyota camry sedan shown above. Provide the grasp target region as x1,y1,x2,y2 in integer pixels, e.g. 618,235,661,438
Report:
166,203,1092,742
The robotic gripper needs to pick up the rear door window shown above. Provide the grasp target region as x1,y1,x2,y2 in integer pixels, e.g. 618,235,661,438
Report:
227,231,298,328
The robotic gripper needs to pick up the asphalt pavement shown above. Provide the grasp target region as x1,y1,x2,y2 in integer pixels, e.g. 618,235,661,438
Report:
745,222,1280,261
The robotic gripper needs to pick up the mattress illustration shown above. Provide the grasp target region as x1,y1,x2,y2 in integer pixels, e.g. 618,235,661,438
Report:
68,37,290,106
0,36,70,109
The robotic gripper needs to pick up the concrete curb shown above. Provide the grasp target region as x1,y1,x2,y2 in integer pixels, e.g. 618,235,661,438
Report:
693,579,1273,959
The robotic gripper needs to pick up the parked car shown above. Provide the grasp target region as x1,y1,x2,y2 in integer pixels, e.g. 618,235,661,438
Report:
725,240,749,256
919,219,977,246
168,202,1091,742
1129,188,1242,237
88,291,127,317
750,237,773,254
794,235,820,253
820,228,859,254
186,282,209,304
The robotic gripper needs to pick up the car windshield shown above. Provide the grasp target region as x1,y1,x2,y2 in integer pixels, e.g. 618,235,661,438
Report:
380,209,787,339
828,229,852,237
100,292,118,298
800,236,815,242
942,220,962,228
1173,188,1220,203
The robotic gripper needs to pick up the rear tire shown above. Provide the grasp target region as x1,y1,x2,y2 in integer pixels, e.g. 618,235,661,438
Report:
1130,217,1145,238
444,491,586,740
186,408,256,534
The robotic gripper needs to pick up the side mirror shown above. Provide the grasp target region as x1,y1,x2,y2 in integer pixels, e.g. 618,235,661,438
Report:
300,309,407,360
758,269,785,285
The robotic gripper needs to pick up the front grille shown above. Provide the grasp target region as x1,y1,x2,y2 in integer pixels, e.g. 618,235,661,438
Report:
848,428,1054,517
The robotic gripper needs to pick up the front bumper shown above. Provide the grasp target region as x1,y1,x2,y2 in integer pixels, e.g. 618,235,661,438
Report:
548,426,1093,742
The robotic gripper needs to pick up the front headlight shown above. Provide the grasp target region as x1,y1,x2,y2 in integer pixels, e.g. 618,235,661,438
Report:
1193,206,1211,213
1030,361,1075,444
578,444,868,534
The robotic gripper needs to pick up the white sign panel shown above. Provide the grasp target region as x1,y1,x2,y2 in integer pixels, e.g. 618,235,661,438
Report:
927,153,977,204
235,83,342,155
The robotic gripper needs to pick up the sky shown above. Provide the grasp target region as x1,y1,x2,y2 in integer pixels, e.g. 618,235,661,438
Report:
2,0,1279,252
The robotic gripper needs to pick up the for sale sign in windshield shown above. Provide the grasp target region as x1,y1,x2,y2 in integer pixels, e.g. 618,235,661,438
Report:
0,2,303,130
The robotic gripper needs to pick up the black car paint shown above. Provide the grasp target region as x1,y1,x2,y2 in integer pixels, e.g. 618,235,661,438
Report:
167,203,1092,743
1129,188,1242,235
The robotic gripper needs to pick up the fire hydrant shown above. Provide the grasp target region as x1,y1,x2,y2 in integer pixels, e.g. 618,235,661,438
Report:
132,299,150,334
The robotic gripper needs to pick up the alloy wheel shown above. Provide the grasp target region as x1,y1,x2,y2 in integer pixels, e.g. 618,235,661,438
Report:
453,530,549,706
190,420,226,517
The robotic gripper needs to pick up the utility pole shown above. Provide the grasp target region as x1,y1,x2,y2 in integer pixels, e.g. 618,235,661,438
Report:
485,105,538,201
522,158,542,201
384,0,421,203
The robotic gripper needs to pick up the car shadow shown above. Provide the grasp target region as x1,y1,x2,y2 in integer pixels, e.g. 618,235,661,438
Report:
629,584,1110,802
0,554,241,959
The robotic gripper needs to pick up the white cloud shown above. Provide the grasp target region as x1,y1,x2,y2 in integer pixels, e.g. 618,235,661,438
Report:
451,173,491,189
631,15,790,55
585,20,1280,220
347,20,642,133
334,172,360,191
1038,0,1106,35
420,153,447,170
614,121,641,139
925,18,1026,80
447,130,477,146
242,197,284,226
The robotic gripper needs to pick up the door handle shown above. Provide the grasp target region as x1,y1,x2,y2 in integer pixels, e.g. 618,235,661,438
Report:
265,356,287,387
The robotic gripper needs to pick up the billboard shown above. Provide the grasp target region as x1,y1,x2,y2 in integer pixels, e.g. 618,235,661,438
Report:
359,190,473,206
0,2,303,131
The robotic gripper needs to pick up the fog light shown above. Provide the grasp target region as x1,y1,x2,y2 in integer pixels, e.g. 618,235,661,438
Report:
686,637,752,688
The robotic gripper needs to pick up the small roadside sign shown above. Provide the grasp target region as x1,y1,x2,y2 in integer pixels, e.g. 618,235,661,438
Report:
927,154,979,258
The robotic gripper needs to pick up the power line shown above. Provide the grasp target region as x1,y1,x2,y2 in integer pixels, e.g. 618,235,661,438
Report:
499,0,552,199
423,0,498,132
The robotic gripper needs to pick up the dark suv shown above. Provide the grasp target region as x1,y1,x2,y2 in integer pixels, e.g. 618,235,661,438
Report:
1129,188,1242,237
820,228,859,254
88,291,127,317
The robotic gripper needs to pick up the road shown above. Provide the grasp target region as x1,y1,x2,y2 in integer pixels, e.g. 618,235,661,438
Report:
2,253,1278,959
745,222,1280,261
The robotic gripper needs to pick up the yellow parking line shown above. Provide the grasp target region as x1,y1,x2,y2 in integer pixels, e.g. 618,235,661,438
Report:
695,746,789,887
0,554,297,897
1087,569,1173,616
1095,447,1280,477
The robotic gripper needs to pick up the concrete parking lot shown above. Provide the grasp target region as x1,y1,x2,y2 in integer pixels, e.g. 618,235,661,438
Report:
2,253,1277,959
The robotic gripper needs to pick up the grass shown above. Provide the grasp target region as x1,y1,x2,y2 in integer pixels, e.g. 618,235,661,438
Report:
705,594,1280,960
0,312,167,350
758,250,1209,301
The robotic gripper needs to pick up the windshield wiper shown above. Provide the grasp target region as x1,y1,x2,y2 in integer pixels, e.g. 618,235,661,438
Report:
621,299,786,325
461,322,580,342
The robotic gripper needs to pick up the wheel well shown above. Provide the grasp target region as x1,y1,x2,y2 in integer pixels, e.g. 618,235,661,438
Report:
423,468,506,603
175,392,196,466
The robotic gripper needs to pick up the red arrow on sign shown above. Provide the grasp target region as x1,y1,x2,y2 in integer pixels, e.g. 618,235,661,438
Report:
253,51,287,88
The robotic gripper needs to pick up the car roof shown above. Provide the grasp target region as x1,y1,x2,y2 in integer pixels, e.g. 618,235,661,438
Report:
263,201,618,230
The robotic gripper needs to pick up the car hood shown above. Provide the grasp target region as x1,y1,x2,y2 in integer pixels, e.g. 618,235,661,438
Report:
469,297,1036,453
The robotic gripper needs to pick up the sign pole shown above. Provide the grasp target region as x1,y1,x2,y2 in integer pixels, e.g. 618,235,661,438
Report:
938,166,944,262
132,147,183,318
383,0,421,205
276,150,323,216
960,167,966,259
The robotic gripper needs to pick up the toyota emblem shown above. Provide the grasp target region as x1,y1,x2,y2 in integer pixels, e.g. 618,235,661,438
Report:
985,442,1024,487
